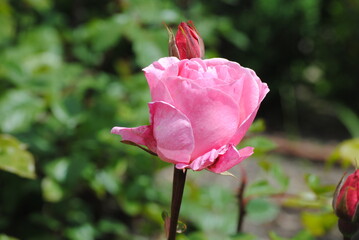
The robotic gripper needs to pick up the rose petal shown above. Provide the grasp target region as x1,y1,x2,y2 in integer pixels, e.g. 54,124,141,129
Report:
229,80,269,145
176,145,228,171
204,58,232,67
230,105,260,146
165,78,240,159
207,145,254,173
143,57,180,105
111,125,157,153
143,57,180,86
149,101,195,164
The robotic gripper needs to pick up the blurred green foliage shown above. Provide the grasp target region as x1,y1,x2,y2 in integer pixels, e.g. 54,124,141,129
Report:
0,134,35,179
0,0,357,239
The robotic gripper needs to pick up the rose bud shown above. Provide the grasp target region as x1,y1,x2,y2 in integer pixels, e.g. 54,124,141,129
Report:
333,170,359,237
168,21,205,59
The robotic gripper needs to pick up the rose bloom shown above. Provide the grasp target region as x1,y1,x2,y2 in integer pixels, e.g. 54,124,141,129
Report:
112,57,269,173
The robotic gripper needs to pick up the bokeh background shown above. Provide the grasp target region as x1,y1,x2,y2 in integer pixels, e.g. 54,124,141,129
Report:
1,0,358,239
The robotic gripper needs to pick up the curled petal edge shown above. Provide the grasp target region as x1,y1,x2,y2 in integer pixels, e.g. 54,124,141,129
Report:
176,144,254,173
111,126,157,155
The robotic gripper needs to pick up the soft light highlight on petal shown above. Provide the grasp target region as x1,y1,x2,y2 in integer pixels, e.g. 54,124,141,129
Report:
149,101,195,164
165,79,240,159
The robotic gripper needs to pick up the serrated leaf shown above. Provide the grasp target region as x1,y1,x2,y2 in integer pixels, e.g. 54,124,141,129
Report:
0,134,36,179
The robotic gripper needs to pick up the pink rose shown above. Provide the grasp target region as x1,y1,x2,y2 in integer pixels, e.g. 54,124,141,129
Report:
111,57,269,173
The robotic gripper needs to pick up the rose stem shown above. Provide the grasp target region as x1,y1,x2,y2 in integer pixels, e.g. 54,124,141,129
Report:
168,166,187,240
236,169,247,233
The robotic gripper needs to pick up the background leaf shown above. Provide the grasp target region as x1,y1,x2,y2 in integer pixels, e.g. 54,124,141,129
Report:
0,134,36,179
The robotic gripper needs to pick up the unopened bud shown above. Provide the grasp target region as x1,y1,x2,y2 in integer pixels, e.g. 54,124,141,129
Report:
167,21,204,59
333,170,359,237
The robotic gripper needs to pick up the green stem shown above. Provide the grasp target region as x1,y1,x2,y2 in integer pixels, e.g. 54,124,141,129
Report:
168,166,187,240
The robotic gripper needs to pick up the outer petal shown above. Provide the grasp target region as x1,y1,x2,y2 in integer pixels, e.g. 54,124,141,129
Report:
176,145,227,171
149,101,195,164
111,125,157,153
143,57,180,105
230,81,269,145
207,145,254,173
165,78,240,159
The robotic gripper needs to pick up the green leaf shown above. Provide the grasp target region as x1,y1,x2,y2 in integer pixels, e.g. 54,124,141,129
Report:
246,180,279,197
269,232,287,240
72,16,123,65
0,134,36,179
258,160,290,191
25,0,52,12
181,184,238,235
246,198,279,224
282,192,323,209
65,224,96,240
231,233,257,240
241,136,277,155
41,177,64,202
301,211,337,236
291,230,315,240
0,90,45,133
130,28,167,67
329,138,359,167
269,230,315,240
336,105,359,138
97,219,129,237
304,173,335,195
0,234,19,240
0,0,15,45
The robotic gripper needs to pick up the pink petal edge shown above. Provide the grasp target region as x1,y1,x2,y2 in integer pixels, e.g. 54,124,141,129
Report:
111,125,157,153
207,145,254,173
176,145,228,171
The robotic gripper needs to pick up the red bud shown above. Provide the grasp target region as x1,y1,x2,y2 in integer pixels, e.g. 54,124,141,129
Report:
167,21,204,59
333,170,359,237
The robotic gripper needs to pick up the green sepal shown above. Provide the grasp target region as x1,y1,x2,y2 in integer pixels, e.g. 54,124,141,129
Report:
333,172,347,209
352,200,359,223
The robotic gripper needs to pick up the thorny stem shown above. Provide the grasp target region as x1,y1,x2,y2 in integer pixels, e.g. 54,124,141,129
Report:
236,168,247,233
168,166,187,240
